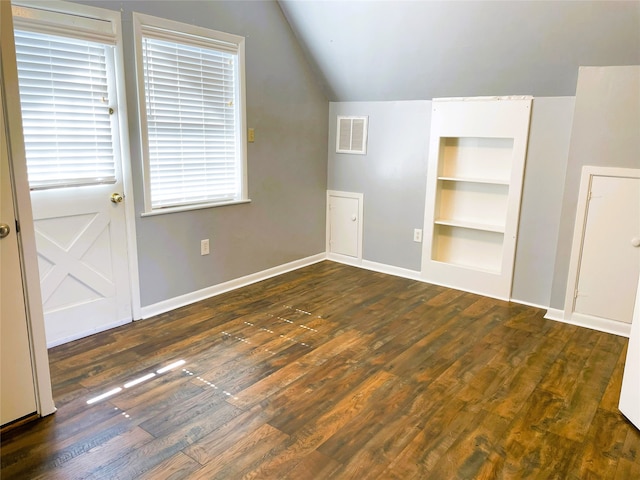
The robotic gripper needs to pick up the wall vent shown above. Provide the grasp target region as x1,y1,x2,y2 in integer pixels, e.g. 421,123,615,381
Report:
336,116,368,155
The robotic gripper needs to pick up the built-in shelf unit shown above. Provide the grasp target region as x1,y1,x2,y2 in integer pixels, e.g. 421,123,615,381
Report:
422,97,532,300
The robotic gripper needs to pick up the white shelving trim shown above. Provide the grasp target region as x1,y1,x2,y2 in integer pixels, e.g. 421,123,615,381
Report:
437,176,510,186
434,218,505,233
431,258,501,275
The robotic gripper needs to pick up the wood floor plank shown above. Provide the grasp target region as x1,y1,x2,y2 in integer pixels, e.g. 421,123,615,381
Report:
228,328,367,410
543,333,626,442
280,450,343,480
2,261,637,480
182,405,270,465
242,370,396,478
32,426,154,480
188,423,289,479
599,343,630,413
136,452,203,480
574,407,631,479
427,409,511,479
83,402,245,479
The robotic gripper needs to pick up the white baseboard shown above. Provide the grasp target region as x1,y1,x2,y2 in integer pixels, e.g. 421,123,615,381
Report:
326,252,362,267
544,308,630,338
140,253,326,319
140,250,631,339
360,259,422,281
327,254,422,282
544,308,565,322
509,298,549,310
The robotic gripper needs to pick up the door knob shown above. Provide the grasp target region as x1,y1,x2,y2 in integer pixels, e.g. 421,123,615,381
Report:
351,214,357,221
0,223,10,239
110,193,124,204
632,237,640,248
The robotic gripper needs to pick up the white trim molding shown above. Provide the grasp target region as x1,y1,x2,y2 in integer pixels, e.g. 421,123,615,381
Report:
140,253,326,319
545,308,631,338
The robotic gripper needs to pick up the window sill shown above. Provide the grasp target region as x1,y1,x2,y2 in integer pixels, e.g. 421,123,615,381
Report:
141,199,252,217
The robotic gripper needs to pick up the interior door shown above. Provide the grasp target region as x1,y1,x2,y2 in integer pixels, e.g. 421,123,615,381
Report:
12,12,133,347
1,79,37,425
30,185,131,346
328,192,362,258
574,175,640,323
619,276,640,430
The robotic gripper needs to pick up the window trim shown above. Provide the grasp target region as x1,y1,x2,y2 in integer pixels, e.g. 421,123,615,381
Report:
132,12,249,215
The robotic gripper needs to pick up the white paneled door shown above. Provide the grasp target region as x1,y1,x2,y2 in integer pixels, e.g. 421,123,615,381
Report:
574,175,640,324
327,191,363,259
620,277,640,430
1,81,37,426
31,185,132,346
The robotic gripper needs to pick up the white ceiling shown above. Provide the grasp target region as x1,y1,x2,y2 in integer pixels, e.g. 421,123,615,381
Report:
278,0,640,101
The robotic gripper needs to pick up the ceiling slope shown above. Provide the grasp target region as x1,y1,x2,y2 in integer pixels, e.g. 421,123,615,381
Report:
278,0,640,101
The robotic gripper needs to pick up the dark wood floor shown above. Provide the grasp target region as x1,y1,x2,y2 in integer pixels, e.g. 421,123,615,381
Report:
2,261,639,479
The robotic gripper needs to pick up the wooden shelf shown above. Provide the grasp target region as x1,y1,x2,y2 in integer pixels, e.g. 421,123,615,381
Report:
437,176,510,186
431,258,501,275
434,218,505,233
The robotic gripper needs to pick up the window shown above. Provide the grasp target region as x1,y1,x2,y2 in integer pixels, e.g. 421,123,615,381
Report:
12,3,123,190
133,13,248,213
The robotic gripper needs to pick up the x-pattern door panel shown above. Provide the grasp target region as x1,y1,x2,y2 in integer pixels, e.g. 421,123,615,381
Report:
31,185,131,346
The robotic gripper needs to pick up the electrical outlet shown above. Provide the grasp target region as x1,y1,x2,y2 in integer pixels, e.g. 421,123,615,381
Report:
201,239,210,255
413,228,422,243
248,128,255,143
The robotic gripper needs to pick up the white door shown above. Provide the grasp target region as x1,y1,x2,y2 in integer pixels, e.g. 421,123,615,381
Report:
574,175,640,323
327,192,362,258
620,276,640,430
1,83,37,425
30,185,131,346
13,9,133,347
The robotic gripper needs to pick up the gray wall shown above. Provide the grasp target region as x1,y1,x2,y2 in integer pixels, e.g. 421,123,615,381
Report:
328,98,575,307
280,1,640,101
328,101,430,270
511,97,575,307
73,0,328,307
549,66,640,309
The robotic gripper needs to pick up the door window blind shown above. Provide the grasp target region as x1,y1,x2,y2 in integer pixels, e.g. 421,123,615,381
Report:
14,30,117,189
141,35,240,209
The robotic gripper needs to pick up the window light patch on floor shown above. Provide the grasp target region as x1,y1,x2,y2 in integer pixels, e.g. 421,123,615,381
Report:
85,359,186,405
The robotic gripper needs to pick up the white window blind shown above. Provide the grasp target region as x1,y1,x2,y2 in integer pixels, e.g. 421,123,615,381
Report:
13,29,117,189
139,26,243,210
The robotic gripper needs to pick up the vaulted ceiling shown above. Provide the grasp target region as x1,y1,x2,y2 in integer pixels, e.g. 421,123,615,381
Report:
278,1,640,101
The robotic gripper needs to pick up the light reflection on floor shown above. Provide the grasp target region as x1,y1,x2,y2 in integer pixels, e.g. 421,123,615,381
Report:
85,359,186,405
84,304,324,409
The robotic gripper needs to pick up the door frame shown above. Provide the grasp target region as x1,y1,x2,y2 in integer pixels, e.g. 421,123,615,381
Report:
109,3,142,323
563,165,640,337
326,190,364,263
15,1,142,343
1,0,55,418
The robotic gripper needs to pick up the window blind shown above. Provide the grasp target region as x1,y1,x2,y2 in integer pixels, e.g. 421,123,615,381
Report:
141,35,239,209
14,30,116,189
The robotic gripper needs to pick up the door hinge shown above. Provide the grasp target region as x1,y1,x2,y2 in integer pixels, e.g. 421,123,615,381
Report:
574,288,579,300
15,219,20,233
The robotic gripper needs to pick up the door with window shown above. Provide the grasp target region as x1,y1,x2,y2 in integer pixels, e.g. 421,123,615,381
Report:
13,4,133,347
